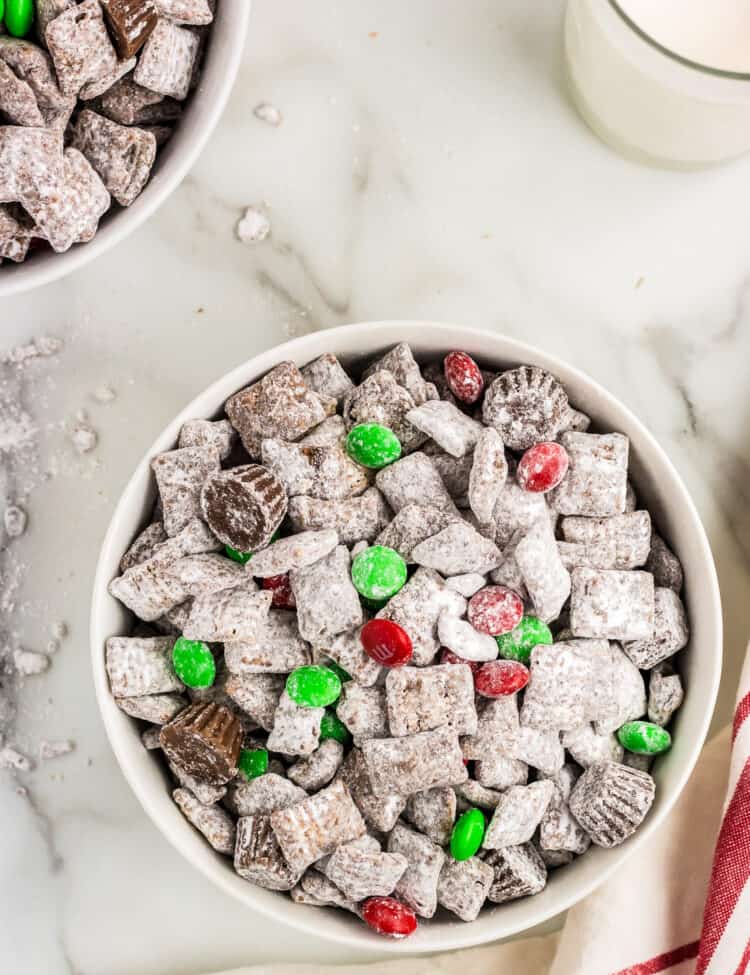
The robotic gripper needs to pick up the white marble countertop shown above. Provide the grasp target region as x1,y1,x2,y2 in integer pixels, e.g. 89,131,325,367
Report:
3,1,750,972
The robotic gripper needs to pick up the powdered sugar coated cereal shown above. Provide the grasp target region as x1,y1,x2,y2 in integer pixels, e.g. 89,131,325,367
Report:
105,343,689,938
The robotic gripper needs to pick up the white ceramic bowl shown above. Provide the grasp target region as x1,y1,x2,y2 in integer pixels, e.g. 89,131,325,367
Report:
90,321,722,953
0,0,251,299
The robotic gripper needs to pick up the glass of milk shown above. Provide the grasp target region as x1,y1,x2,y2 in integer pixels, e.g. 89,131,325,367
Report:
565,0,750,167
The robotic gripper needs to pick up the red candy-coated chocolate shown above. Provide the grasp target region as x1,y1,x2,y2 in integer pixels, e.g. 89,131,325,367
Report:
261,573,296,609
476,659,529,697
443,351,484,405
361,619,413,667
440,647,481,675
468,586,524,636
517,441,569,494
362,897,418,939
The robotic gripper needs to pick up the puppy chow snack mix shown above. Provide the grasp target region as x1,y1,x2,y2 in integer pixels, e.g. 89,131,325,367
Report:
107,344,689,938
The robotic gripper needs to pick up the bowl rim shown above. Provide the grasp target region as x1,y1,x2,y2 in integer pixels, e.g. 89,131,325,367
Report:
0,0,252,299
90,320,722,953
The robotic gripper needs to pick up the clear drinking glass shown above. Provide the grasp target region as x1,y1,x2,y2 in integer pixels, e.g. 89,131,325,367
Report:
565,0,750,168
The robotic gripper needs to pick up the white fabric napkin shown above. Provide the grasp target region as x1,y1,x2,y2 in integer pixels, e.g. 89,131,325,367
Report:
209,652,750,975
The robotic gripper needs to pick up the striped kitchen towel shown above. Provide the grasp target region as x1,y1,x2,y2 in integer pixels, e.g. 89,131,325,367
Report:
692,650,750,975
211,651,750,975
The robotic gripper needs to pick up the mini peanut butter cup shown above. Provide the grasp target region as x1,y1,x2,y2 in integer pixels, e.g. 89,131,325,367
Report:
200,464,287,553
160,701,241,786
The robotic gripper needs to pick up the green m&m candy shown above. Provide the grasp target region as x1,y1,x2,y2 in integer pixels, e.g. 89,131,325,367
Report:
320,710,351,745
5,0,34,37
450,808,485,861
225,544,252,564
286,665,342,708
0,1,5,27
172,636,216,688
617,721,672,756
323,660,351,684
351,545,407,601
225,529,279,564
346,423,401,469
495,615,553,664
238,747,268,780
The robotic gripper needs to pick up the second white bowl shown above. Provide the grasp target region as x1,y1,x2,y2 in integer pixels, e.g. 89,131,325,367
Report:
0,0,251,298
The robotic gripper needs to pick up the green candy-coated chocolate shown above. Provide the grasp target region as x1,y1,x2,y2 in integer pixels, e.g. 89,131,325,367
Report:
351,545,407,601
0,1,5,26
346,423,401,469
450,807,485,861
238,748,268,780
172,636,216,689
5,0,34,37
495,615,553,664
361,595,390,613
225,529,279,564
320,710,351,744
617,720,672,756
286,665,342,708
225,544,252,564
323,660,351,684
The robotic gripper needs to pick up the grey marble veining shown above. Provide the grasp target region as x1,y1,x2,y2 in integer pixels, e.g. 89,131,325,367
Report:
2,1,750,972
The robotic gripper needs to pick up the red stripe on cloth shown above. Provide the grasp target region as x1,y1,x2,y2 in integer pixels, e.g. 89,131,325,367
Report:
695,758,750,975
732,936,750,975
733,691,750,743
610,941,699,974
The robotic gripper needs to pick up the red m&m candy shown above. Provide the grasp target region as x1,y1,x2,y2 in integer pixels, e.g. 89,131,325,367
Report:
440,647,481,675
517,441,569,493
475,659,529,697
468,585,523,636
443,351,484,405
360,619,412,667
262,573,295,609
362,897,418,939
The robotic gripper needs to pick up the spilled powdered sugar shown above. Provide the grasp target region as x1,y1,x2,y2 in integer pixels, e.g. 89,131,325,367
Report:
3,504,26,537
92,383,116,404
39,739,75,761
1,336,64,366
13,648,51,676
71,420,98,454
0,746,33,772
0,334,77,771
254,102,283,127
236,206,271,244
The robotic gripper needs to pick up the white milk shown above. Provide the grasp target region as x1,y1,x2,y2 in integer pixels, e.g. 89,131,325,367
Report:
565,0,750,167
617,0,750,75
